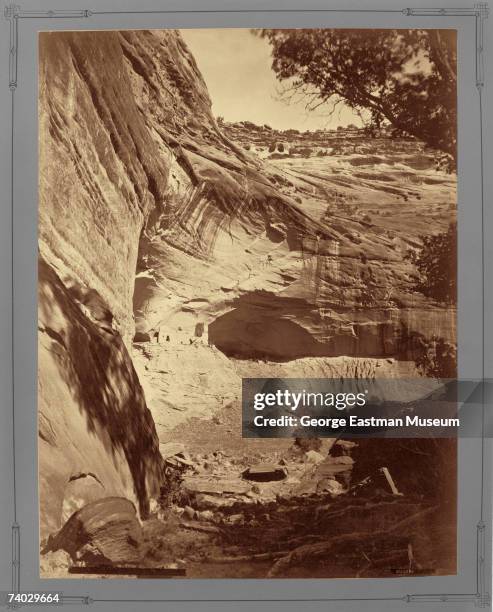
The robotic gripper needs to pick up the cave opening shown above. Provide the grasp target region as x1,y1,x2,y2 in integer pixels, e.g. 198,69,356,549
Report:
208,307,330,362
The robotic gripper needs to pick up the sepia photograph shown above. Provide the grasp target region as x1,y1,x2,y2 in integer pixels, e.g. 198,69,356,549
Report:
38,27,457,579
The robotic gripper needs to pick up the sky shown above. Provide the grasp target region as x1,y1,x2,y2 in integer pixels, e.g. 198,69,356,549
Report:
179,28,364,131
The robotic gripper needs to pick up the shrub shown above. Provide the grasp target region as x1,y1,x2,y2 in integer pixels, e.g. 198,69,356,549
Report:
406,222,456,304
296,147,313,157
414,335,457,378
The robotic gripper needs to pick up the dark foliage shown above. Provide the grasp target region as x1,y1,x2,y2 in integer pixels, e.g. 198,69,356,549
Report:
406,222,457,304
414,335,457,379
258,29,457,163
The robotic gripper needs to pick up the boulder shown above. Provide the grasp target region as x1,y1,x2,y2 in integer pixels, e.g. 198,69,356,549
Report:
45,497,144,566
305,450,325,464
226,514,244,525
183,477,251,495
330,455,355,466
331,439,358,457
242,464,287,482
317,478,345,496
194,494,235,510
133,331,151,343
183,505,196,520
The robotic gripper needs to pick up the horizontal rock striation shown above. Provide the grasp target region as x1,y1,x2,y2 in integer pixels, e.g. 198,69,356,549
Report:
39,29,456,544
39,30,168,343
118,33,456,364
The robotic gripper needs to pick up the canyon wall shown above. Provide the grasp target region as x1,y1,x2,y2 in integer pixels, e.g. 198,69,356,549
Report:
38,31,171,538
38,30,456,539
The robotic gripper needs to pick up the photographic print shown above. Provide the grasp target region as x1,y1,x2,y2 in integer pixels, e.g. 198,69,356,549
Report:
38,28,457,578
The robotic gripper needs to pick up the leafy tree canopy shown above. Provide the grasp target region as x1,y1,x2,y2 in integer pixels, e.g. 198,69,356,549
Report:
258,29,457,161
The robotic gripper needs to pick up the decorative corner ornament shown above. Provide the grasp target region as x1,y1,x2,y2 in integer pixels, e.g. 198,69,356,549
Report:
475,520,491,608
4,2,93,89
11,522,20,593
4,4,20,90
475,3,489,89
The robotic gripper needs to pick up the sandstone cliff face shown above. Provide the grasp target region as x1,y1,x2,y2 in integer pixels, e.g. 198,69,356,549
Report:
39,31,168,342
118,32,455,363
39,30,456,539
38,259,164,540
38,31,171,538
